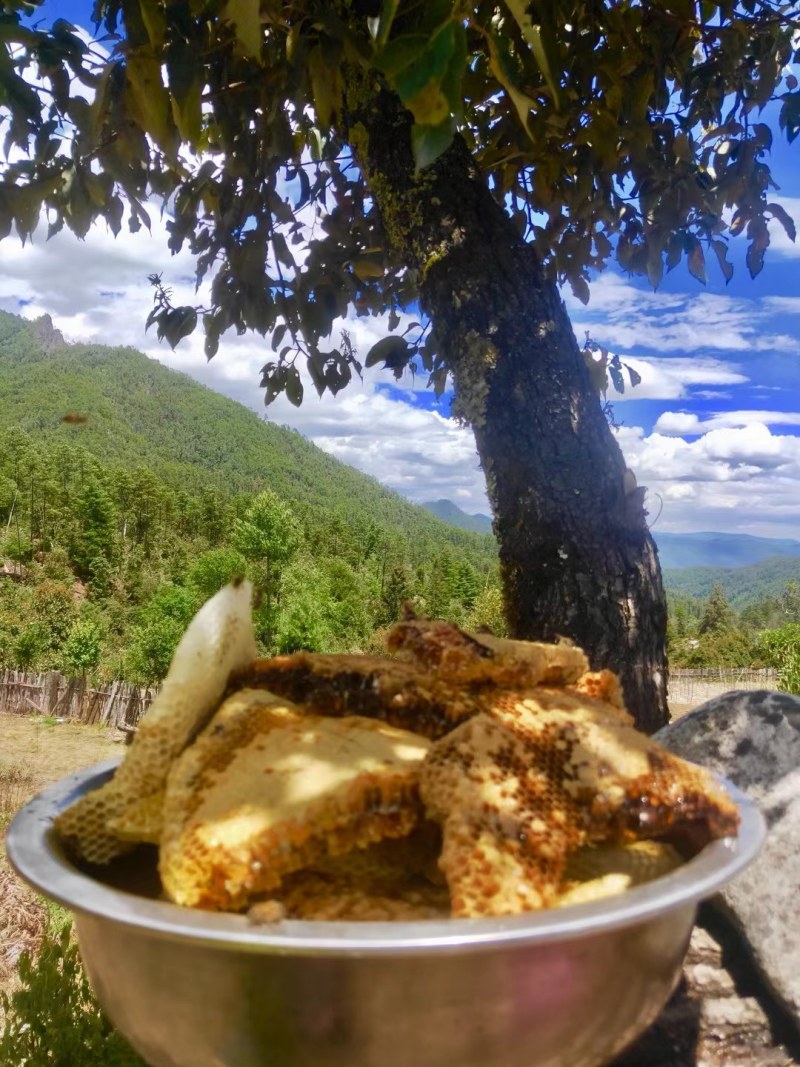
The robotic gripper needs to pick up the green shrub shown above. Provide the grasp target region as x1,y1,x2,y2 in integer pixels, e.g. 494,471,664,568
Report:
760,624,800,695
0,912,146,1066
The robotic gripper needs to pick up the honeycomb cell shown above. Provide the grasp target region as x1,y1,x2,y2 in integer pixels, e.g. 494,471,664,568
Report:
159,689,431,911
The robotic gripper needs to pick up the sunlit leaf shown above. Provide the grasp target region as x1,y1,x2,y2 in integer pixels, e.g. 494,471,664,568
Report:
503,0,563,109
126,50,177,155
224,0,262,59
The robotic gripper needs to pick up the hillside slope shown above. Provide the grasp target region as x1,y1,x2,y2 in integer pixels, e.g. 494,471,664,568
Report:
663,556,800,608
0,311,494,565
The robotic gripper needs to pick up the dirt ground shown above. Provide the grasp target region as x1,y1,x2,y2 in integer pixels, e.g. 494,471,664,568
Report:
0,712,120,1007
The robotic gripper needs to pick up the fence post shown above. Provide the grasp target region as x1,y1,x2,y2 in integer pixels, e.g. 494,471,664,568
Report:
43,671,61,715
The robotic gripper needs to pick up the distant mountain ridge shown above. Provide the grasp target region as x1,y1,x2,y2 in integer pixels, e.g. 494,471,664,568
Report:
422,499,800,571
423,499,494,535
654,531,800,570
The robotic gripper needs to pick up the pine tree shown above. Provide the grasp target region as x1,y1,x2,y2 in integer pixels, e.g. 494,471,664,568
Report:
698,584,736,636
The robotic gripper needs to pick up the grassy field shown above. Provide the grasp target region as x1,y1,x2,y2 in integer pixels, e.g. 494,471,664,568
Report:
0,712,119,1007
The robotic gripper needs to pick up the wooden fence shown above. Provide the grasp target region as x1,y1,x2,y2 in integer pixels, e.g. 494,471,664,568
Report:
668,667,778,707
0,669,156,729
0,666,782,727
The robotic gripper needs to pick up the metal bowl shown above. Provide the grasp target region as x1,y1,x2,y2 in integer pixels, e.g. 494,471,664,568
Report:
7,759,764,1067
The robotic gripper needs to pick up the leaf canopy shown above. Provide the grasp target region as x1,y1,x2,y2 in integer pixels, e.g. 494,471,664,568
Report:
1,0,798,399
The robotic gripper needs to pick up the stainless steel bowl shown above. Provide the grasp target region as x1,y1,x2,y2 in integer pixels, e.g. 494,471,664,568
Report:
8,759,764,1067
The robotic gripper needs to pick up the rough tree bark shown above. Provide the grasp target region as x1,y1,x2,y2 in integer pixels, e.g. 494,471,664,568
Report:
343,78,668,732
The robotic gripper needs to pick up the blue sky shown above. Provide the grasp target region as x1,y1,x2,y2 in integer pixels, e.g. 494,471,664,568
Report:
2,2,800,538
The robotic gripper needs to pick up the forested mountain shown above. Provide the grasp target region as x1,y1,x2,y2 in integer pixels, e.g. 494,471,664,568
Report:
663,556,800,609
0,311,493,569
422,499,493,535
0,311,503,685
655,531,800,569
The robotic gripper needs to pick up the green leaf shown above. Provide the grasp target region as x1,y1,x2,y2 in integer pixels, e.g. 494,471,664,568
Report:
502,0,563,110
646,246,663,289
308,45,342,128
125,50,177,155
224,0,262,59
767,202,796,244
139,0,167,49
364,335,411,372
486,31,536,138
686,237,706,284
161,306,197,349
608,361,624,395
746,218,770,278
411,116,455,170
583,349,609,395
710,239,734,283
170,78,202,143
352,258,384,281
378,20,466,129
779,92,800,144
627,365,642,388
377,0,400,43
285,365,304,407
570,275,590,305
272,231,295,269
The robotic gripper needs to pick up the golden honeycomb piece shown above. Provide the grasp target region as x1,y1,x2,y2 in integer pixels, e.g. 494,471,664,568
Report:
228,652,485,739
420,687,739,918
386,614,589,688
56,580,258,864
159,688,431,910
556,841,684,907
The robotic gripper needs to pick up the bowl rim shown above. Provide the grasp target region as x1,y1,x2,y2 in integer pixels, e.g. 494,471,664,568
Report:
7,757,765,957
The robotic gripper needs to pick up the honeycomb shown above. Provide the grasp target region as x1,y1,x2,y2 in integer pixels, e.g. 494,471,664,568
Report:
159,688,431,910
229,652,487,739
255,828,450,921
567,669,625,709
55,579,258,863
53,594,740,919
387,614,589,688
558,841,683,907
420,687,739,918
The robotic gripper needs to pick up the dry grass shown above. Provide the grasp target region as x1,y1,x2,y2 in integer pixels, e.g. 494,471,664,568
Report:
668,702,697,721
0,712,120,1008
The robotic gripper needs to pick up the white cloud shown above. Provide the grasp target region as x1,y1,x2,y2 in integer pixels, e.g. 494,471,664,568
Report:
764,296,800,315
653,412,703,436
608,355,748,402
654,409,800,435
569,275,800,357
616,423,800,538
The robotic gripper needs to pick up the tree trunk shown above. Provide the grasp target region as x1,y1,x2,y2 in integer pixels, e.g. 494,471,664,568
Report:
343,79,668,732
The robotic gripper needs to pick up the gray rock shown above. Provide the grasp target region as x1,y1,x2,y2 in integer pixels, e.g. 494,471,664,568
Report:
656,690,800,1033
614,922,797,1067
